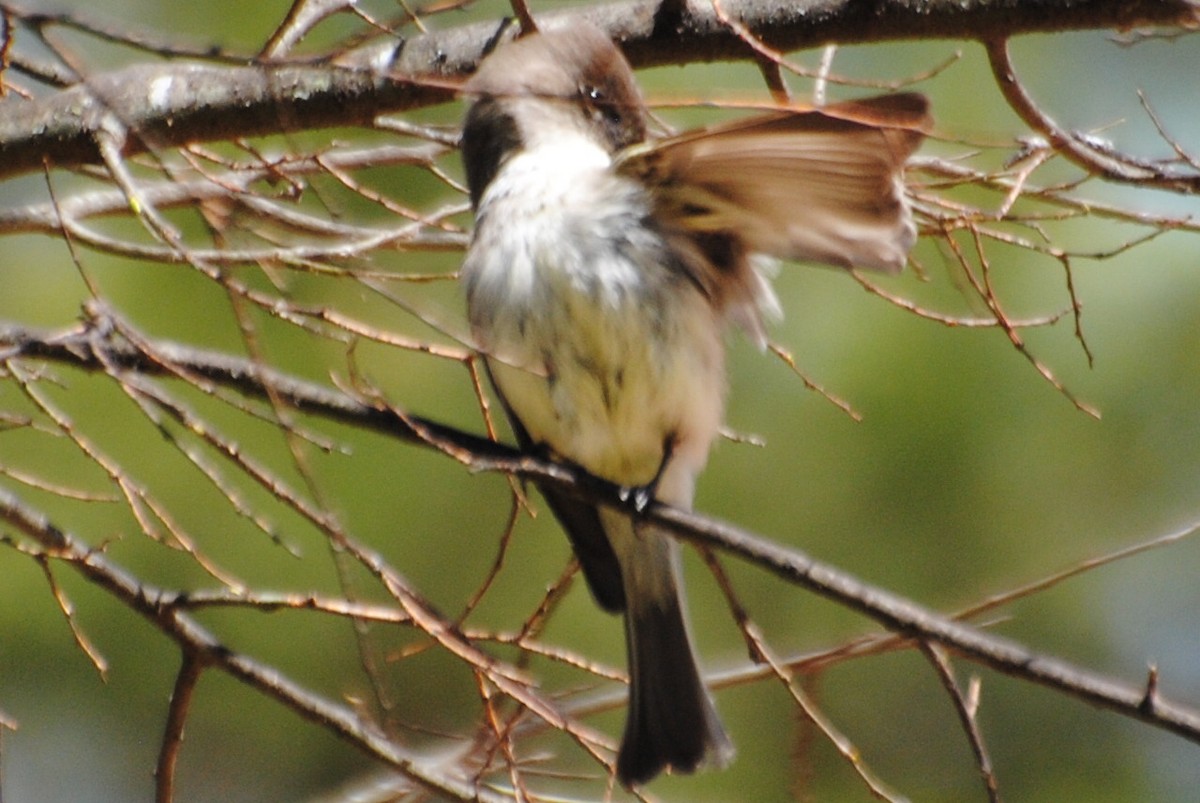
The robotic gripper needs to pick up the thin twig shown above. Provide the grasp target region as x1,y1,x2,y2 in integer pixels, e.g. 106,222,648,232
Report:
918,641,1001,803
984,36,1200,194
156,653,205,803
0,486,511,803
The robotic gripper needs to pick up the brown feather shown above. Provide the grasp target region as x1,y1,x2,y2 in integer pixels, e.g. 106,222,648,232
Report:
617,94,930,330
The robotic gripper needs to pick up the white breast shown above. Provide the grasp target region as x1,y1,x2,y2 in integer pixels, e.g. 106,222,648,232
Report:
463,135,727,496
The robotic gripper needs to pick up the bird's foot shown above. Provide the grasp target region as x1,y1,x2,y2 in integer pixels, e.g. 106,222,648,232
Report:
618,483,656,514
618,435,677,514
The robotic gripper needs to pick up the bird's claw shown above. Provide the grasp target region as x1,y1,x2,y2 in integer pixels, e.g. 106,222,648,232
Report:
617,483,654,513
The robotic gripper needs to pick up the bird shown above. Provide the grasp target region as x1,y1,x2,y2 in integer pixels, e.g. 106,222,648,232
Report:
458,23,929,786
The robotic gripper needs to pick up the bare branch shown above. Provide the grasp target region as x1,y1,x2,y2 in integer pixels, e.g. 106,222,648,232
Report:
0,487,517,802
647,499,1200,745
156,654,204,803
1,0,1197,178
919,642,1001,803
985,36,1200,194
4,317,1200,749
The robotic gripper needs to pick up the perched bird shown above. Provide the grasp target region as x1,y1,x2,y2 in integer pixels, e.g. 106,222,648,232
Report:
459,24,928,786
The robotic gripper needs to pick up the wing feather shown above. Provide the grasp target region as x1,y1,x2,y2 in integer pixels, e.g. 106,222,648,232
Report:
620,93,931,274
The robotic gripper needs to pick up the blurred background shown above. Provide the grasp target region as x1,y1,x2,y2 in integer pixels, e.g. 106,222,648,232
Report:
1,1,1199,801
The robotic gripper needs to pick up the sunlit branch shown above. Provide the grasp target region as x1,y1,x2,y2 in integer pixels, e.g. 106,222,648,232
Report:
4,315,1200,748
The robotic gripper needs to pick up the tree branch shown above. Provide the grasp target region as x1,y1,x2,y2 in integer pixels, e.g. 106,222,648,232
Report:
5,315,1199,748
0,484,511,803
1,0,1196,179
985,35,1200,193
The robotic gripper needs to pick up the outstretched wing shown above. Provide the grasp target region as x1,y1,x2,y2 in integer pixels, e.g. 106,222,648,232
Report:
620,93,931,274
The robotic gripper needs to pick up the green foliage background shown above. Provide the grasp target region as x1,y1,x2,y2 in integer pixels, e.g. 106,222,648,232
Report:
1,2,1199,801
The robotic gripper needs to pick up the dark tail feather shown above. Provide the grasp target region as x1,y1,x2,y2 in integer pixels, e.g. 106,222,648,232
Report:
616,575,733,786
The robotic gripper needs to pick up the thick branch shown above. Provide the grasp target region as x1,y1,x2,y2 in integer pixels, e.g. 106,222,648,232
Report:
0,60,455,181
1,0,1196,178
4,317,1200,747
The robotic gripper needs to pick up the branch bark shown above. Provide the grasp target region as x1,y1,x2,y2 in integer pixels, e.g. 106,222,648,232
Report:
4,315,1199,748
0,0,1196,179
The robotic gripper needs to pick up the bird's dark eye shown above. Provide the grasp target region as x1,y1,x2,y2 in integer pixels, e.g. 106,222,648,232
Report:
579,82,643,150
583,84,622,127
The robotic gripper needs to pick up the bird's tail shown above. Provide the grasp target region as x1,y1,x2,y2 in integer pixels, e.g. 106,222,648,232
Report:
602,510,733,786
